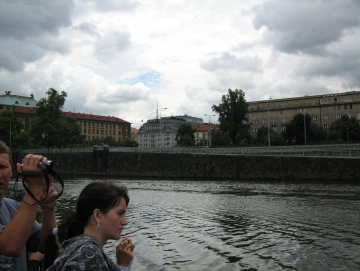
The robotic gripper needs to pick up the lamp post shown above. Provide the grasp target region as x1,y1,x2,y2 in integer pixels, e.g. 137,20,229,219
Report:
346,127,349,142
304,113,307,145
1,118,11,148
204,114,215,147
267,97,271,147
160,108,167,147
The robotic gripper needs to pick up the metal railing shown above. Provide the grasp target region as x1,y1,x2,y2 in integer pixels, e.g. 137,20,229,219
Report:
19,144,360,158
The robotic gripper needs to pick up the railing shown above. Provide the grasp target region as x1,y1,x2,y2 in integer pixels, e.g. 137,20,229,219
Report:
18,144,360,158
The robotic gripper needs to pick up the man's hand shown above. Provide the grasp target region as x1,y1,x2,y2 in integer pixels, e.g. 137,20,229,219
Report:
17,154,49,202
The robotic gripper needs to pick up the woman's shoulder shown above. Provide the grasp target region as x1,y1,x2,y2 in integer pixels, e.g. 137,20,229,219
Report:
48,235,110,271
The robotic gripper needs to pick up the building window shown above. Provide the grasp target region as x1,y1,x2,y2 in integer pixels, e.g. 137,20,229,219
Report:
324,124,330,129
253,128,258,132
253,120,258,124
324,115,330,120
312,116,318,120
281,126,286,132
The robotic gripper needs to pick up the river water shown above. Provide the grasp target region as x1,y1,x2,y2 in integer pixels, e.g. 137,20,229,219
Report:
7,178,360,271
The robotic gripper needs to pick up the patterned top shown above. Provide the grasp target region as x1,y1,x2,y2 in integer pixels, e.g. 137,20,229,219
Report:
46,234,133,271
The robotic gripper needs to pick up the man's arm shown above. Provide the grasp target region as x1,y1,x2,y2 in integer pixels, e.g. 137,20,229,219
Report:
38,187,58,253
0,193,41,256
0,154,53,256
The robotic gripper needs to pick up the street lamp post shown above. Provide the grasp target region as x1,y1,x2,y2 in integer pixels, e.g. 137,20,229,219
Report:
204,114,215,147
1,118,11,148
346,128,349,142
267,97,271,147
160,108,167,147
304,113,307,145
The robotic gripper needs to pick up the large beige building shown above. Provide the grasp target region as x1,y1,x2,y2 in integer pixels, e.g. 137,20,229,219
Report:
247,91,360,135
0,93,131,142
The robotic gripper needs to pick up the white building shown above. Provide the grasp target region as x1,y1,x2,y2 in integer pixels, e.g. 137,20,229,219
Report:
138,115,203,147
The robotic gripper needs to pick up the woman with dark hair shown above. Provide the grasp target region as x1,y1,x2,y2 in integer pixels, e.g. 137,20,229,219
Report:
46,182,135,271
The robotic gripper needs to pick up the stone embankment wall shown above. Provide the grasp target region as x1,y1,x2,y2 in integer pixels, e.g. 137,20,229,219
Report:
12,151,359,180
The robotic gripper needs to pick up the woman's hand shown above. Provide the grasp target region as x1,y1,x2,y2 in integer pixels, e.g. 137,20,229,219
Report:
116,237,135,267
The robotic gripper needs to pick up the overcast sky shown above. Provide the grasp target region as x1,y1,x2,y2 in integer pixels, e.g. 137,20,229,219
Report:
1,0,359,128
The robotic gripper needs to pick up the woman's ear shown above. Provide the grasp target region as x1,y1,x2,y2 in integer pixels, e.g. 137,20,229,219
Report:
93,208,102,221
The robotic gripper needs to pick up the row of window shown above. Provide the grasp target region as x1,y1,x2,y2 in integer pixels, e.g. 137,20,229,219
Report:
251,104,359,116
252,113,359,126
250,95,360,110
83,129,121,136
79,121,118,128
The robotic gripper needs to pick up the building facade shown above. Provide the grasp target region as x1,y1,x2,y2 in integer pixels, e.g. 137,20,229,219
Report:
247,91,360,136
138,115,202,147
194,124,219,146
0,93,131,142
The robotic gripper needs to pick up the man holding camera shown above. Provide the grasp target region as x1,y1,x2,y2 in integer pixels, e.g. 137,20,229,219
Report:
0,141,58,270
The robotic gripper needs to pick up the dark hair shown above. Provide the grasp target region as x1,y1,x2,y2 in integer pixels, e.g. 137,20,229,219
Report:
58,182,129,243
0,141,12,164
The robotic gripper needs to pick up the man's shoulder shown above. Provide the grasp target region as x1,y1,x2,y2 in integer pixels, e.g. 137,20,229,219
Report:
1,198,20,211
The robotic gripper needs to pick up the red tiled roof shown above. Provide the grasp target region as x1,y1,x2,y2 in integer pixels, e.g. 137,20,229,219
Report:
131,127,139,134
0,106,131,124
195,124,219,132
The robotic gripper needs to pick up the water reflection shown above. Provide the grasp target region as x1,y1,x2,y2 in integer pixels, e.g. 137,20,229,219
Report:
6,178,360,271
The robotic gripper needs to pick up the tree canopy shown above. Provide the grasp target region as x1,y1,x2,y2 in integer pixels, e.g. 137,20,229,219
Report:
211,129,231,147
176,123,196,146
212,89,250,144
0,110,24,148
328,114,360,142
282,113,311,144
30,88,84,148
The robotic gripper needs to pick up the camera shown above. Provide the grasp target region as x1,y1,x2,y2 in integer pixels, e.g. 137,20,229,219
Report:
21,160,54,170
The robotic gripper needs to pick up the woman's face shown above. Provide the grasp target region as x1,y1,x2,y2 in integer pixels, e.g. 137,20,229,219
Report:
100,197,128,241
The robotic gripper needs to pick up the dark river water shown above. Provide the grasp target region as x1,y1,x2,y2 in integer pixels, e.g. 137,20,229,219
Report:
7,178,360,271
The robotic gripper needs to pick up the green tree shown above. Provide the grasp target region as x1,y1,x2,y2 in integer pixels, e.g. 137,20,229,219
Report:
13,132,31,149
309,123,327,143
176,123,196,146
122,139,139,147
329,115,360,142
265,130,283,146
256,126,269,145
282,113,311,144
195,138,208,146
0,110,24,148
212,89,250,144
31,88,68,148
60,117,86,147
211,129,231,147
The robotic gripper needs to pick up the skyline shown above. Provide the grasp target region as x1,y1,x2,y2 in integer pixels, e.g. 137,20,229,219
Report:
1,0,359,129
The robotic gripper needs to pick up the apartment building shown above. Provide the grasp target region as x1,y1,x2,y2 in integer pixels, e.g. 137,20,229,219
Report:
0,93,131,142
138,115,202,147
247,91,360,135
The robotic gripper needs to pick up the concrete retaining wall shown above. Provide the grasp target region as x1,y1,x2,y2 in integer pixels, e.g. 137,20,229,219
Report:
12,151,360,180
